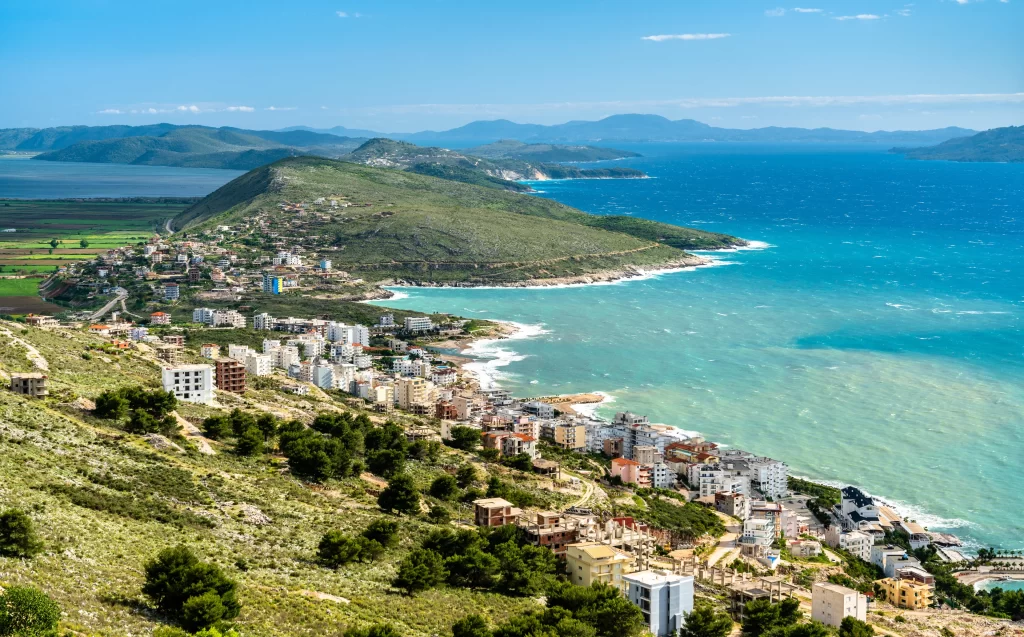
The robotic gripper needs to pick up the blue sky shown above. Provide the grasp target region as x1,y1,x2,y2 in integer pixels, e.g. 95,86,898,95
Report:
1,0,1021,132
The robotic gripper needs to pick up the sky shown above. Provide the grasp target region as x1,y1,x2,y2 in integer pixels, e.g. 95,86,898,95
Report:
1,0,1021,133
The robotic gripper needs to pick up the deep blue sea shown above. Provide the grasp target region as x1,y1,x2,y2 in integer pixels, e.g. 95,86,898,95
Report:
0,157,242,198
373,143,1024,551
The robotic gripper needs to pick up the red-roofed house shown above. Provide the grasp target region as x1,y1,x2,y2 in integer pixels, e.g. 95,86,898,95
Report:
150,311,171,325
611,457,643,485
502,432,537,459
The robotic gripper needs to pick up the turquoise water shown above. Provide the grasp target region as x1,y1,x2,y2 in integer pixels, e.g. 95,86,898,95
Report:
0,158,243,198
372,144,1024,551
981,580,1024,593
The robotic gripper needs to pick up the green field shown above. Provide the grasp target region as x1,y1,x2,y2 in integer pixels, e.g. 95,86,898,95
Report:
0,199,192,275
0,277,43,296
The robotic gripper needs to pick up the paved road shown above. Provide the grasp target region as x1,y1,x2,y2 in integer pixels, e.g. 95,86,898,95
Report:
88,290,127,321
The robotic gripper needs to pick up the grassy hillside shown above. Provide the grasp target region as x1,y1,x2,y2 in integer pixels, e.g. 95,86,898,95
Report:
175,156,743,284
0,322,562,637
465,139,640,162
894,125,1024,163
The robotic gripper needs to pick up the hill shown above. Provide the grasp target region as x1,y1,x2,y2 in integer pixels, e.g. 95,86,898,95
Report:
342,138,647,189
172,156,743,285
464,139,640,162
893,125,1024,162
28,125,365,169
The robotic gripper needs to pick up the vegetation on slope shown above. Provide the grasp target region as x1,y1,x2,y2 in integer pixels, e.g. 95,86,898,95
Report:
894,125,1024,163
174,156,743,284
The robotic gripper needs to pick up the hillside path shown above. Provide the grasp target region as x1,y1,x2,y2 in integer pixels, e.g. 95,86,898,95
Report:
0,322,50,371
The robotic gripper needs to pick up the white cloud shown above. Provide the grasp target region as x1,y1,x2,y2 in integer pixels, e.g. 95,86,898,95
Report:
642,33,731,41
337,11,349,17
225,105,255,112
792,7,822,12
895,8,912,16
176,105,201,113
337,10,362,17
835,13,881,20
97,108,122,115
765,7,786,16
266,106,297,111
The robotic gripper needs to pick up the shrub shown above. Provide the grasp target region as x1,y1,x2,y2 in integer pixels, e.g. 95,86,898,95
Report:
0,509,43,558
344,624,401,637
838,616,875,637
318,531,364,569
202,415,232,440
367,448,406,479
451,614,491,637
428,505,452,524
455,465,478,488
447,426,481,451
235,427,264,456
0,586,61,637
142,545,240,630
679,604,733,637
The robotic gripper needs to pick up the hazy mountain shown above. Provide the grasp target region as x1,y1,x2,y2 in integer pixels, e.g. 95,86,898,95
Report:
893,125,1024,163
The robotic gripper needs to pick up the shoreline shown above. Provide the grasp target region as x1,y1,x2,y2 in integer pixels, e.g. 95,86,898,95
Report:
445,317,981,554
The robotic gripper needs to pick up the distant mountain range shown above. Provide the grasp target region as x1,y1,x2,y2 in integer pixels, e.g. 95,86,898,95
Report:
893,125,1024,163
285,114,978,146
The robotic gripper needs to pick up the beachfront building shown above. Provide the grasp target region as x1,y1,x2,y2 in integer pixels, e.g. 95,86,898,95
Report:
812,582,867,628
403,316,433,333
566,542,633,591
623,571,694,637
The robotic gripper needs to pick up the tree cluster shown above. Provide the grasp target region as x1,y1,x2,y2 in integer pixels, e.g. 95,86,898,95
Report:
445,426,482,451
142,546,241,632
94,385,178,435
318,519,400,569
741,598,834,637
201,409,277,456
450,581,646,637
392,525,558,597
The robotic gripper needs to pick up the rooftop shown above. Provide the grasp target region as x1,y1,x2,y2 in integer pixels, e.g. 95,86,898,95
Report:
624,570,693,586
473,497,514,509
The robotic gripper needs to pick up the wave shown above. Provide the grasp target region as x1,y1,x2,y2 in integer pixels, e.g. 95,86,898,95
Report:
461,321,550,390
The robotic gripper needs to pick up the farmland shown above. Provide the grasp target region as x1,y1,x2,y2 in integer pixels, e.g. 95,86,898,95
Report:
0,198,192,282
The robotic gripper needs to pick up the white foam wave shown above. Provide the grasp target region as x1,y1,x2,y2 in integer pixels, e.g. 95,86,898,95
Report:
694,240,775,254
461,321,550,390
571,391,616,419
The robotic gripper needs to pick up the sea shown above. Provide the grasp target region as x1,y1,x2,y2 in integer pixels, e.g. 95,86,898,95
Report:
371,143,1024,552
0,156,242,198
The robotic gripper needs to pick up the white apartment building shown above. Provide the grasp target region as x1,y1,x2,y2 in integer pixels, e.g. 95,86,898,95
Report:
161,364,214,404
333,363,358,392
739,517,776,558
262,338,281,353
623,571,694,637
330,342,355,363
393,358,416,376
311,363,334,390
403,316,433,333
192,307,215,324
244,352,273,377
253,313,275,331
274,345,301,369
212,310,246,328
353,354,372,369
824,528,873,562
651,463,676,489
812,583,867,628
228,344,252,361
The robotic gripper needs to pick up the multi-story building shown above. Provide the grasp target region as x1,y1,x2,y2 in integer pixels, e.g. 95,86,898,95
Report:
623,571,694,637
395,377,429,410
403,316,433,333
876,574,934,610
812,582,867,628
739,517,776,558
311,363,334,390
163,283,180,300
543,422,587,452
473,498,520,527
650,463,676,489
274,345,300,370
162,364,214,404
838,486,884,536
521,512,579,559
715,492,751,520
244,352,273,377
150,311,171,325
214,358,246,394
611,457,643,485
200,343,220,359
154,344,183,365
227,344,251,361
522,401,555,419
262,271,284,294
9,372,48,398
253,312,275,331
212,310,246,328
566,543,633,591
192,307,216,324
501,433,537,459
825,528,873,562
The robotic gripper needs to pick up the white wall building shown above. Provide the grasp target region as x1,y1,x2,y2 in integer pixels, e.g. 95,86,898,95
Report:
192,307,215,324
212,310,246,328
161,364,214,404
623,571,694,637
274,345,300,369
825,528,873,562
228,344,252,361
403,316,433,332
244,352,273,377
812,582,867,628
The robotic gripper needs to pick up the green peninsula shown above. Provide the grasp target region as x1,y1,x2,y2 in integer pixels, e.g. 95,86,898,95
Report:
894,125,1024,163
